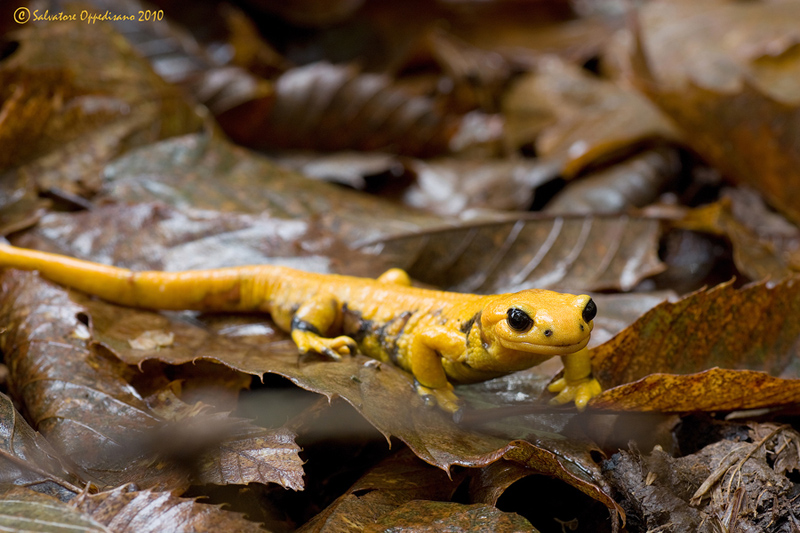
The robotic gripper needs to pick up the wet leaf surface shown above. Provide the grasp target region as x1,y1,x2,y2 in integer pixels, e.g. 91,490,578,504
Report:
13,202,389,277
0,12,203,196
590,277,800,411
77,292,621,515
0,392,81,501
0,487,107,533
72,484,266,533
0,270,303,492
96,131,450,243
358,214,665,293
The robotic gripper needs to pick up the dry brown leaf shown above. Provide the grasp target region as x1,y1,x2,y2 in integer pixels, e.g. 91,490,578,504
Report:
0,270,181,490
0,392,82,501
299,449,464,532
144,385,304,489
590,277,800,412
401,157,557,217
72,484,265,532
365,500,536,533
14,202,392,278
0,15,203,196
677,190,800,282
357,214,666,293
614,0,800,226
96,131,450,243
0,487,107,532
0,270,304,492
221,61,471,157
544,148,681,215
502,56,678,177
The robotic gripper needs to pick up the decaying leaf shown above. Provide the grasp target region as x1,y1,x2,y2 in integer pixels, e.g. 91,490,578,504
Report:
401,157,558,217
0,14,203,196
299,449,464,532
590,277,800,412
14,202,392,278
604,423,798,532
0,392,81,501
677,188,800,282
144,385,304,490
96,131,450,243
0,487,107,532
358,214,666,293
0,270,303,491
72,484,265,532
502,56,678,177
365,500,537,533
614,0,800,226
220,61,467,157
544,148,681,215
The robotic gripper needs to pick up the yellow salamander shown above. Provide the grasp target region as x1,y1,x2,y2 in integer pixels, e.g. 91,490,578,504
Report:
0,243,601,414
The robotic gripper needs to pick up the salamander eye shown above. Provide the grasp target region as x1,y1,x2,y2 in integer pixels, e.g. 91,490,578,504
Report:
507,308,533,332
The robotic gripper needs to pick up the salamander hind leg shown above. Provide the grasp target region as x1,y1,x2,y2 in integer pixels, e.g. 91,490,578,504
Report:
290,294,356,360
376,268,412,286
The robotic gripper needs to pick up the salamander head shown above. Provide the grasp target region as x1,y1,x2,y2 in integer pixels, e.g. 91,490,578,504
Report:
478,289,595,366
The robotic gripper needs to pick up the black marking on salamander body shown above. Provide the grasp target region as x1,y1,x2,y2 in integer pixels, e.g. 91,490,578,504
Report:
460,311,481,335
291,316,321,335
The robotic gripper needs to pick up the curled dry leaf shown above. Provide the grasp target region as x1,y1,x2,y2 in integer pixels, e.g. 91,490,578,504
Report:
615,0,800,225
0,14,203,196
357,214,665,293
143,385,304,490
72,484,265,532
0,270,177,490
501,56,678,177
222,61,468,157
677,189,800,282
299,449,464,532
0,175,49,237
0,392,82,501
544,147,682,215
0,270,304,492
590,277,800,412
96,131,450,243
0,487,107,533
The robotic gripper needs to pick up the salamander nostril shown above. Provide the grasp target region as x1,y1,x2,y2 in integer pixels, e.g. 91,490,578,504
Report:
582,299,597,323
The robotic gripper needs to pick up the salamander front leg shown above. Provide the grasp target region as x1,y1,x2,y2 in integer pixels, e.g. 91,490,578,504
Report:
290,294,356,360
547,346,602,410
408,326,465,414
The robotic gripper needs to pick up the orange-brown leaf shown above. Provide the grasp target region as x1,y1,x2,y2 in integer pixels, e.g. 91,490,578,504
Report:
590,277,800,411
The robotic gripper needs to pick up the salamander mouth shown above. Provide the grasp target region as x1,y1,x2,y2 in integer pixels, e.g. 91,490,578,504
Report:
497,335,590,355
